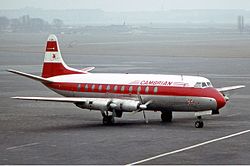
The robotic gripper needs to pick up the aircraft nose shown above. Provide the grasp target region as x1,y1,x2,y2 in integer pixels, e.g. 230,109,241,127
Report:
216,94,226,109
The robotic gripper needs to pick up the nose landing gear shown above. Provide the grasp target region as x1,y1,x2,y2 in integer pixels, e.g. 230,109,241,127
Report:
195,116,204,128
194,110,212,128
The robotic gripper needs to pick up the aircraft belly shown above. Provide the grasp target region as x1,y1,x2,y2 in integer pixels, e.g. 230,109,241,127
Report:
173,96,217,111
142,96,217,112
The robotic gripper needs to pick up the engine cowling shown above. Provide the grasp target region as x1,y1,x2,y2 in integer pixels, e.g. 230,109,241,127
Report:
75,98,111,111
75,98,142,112
112,99,140,112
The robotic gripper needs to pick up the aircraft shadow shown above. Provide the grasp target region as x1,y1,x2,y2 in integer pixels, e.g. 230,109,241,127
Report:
23,117,210,133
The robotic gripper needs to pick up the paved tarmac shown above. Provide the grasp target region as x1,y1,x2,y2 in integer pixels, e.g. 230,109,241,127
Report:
0,32,249,164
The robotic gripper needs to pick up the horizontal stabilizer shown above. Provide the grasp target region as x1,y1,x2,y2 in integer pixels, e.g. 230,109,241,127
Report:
7,69,53,83
80,67,95,73
216,85,245,93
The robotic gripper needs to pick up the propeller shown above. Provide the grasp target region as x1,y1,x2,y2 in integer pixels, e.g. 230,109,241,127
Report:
222,92,229,102
137,95,152,124
221,92,235,113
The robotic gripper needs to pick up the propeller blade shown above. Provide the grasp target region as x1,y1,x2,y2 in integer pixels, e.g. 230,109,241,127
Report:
142,110,148,124
132,110,140,115
137,94,143,104
137,94,150,123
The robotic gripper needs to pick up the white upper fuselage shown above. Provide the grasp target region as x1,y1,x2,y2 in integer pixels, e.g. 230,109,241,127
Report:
48,73,211,88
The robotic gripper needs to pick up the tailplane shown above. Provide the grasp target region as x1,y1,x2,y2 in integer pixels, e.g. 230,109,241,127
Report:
42,34,85,78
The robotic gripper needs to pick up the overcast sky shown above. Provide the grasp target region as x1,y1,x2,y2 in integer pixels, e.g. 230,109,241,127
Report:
1,0,250,11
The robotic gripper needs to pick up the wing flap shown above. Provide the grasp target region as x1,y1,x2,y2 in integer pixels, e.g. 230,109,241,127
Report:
216,85,245,92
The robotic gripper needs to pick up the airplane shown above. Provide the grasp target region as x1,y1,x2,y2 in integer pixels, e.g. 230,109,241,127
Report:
8,34,245,128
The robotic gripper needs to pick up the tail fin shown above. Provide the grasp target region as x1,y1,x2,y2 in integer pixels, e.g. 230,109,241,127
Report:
42,34,85,78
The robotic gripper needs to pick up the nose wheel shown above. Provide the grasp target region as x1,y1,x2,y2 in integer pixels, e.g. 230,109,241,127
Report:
195,116,204,128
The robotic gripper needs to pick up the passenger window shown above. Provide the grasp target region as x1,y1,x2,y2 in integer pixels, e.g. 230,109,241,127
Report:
106,85,110,91
145,86,149,93
84,84,88,91
129,86,133,93
114,85,118,92
153,87,158,94
137,86,141,94
121,86,125,92
91,84,95,91
77,84,81,92
98,85,102,91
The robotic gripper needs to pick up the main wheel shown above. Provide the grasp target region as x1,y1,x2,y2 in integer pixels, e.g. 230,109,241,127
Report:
108,115,115,124
195,121,204,128
103,115,114,125
161,111,172,122
103,116,109,125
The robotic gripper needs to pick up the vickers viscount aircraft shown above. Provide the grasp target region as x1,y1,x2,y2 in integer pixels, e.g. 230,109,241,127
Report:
8,34,245,128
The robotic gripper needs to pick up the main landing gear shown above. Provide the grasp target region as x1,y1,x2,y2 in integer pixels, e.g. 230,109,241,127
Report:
195,116,204,128
102,110,115,125
161,111,172,122
103,115,114,125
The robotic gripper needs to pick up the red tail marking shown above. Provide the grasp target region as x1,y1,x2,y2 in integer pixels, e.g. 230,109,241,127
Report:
46,41,58,52
42,63,81,78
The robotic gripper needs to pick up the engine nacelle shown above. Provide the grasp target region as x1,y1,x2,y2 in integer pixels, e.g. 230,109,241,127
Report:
75,98,111,111
75,98,140,113
113,100,140,112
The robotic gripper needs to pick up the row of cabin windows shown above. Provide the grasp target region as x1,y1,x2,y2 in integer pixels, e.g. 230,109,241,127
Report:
80,84,158,94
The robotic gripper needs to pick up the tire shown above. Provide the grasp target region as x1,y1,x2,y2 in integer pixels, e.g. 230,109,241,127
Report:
108,115,115,124
103,116,109,125
195,121,204,128
103,115,114,125
161,111,172,122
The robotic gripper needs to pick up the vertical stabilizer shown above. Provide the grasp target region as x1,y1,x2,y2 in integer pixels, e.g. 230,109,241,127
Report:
42,34,84,78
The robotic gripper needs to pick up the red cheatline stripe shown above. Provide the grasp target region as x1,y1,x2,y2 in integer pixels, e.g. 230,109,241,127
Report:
46,82,218,97
44,82,226,108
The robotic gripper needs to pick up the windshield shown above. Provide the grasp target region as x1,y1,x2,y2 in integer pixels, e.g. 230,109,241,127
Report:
194,82,213,88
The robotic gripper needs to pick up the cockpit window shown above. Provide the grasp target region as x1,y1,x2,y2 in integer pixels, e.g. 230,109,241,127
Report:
207,82,213,87
195,82,212,88
202,82,207,87
194,82,202,88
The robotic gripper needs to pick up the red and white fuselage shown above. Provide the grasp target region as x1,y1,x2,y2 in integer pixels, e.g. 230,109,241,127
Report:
47,73,225,112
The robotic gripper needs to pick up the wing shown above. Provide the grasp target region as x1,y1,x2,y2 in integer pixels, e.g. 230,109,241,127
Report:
216,85,245,93
11,96,149,112
12,97,87,103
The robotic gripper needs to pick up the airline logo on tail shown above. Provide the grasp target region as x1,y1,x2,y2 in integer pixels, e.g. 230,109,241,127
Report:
44,35,62,63
42,35,85,78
